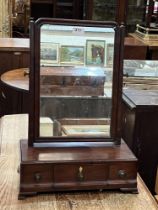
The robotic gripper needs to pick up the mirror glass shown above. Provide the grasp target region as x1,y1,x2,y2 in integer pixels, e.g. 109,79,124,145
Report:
39,23,115,138
123,60,158,89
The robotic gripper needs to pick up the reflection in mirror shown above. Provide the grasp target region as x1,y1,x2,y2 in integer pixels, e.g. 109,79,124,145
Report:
39,24,115,138
123,60,158,90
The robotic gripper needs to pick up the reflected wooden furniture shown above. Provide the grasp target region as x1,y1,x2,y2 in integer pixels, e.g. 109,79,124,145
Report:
40,66,105,96
0,114,158,209
122,88,158,194
123,76,158,90
61,125,109,137
59,118,110,137
0,68,111,120
0,38,30,116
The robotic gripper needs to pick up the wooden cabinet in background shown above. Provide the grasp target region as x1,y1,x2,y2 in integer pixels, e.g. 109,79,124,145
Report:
0,38,30,73
129,33,158,60
0,51,29,74
124,37,147,60
30,0,84,20
0,38,30,116
0,82,29,115
122,89,158,194
0,36,150,118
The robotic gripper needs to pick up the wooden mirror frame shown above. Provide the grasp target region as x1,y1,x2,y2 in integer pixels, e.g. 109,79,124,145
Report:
28,18,124,147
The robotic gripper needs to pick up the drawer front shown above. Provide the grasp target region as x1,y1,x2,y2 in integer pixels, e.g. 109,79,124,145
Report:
54,164,108,183
109,162,137,180
21,164,53,184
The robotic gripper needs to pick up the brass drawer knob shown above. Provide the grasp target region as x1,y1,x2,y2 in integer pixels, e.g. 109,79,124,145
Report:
34,173,42,182
78,166,84,181
118,170,126,178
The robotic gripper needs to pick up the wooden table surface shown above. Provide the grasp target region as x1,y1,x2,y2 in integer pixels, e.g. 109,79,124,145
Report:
0,114,157,209
1,68,29,92
130,33,158,47
0,38,30,51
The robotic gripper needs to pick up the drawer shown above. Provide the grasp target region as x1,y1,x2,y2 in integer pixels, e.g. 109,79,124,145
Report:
54,164,108,183
21,164,53,184
109,162,137,180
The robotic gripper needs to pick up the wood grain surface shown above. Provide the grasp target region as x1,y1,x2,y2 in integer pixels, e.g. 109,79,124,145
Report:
0,38,29,51
0,114,157,210
1,68,29,91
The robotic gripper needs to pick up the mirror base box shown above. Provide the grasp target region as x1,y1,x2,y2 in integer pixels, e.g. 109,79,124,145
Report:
19,139,138,199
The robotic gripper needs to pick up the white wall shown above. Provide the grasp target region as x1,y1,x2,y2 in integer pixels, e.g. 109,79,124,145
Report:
0,0,12,37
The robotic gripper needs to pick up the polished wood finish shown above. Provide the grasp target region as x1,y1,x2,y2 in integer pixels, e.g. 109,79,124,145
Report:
0,38,30,116
124,37,147,60
0,38,29,75
116,0,128,25
1,68,29,92
0,36,151,116
122,88,158,194
40,67,105,96
0,68,29,115
130,33,158,60
18,19,138,197
0,114,157,208
19,139,137,197
30,19,124,145
0,69,111,121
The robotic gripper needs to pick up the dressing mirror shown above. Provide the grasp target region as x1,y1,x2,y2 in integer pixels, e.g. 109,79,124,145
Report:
19,19,137,199
40,24,114,139
29,19,123,144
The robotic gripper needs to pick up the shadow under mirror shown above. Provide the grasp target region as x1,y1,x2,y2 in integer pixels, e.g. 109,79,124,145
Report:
39,24,115,138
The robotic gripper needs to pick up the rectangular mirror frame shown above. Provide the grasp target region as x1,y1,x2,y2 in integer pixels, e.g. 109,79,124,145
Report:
28,18,124,147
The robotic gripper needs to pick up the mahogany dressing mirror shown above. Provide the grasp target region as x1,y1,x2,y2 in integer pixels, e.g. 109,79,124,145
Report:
19,19,138,199
29,18,124,146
